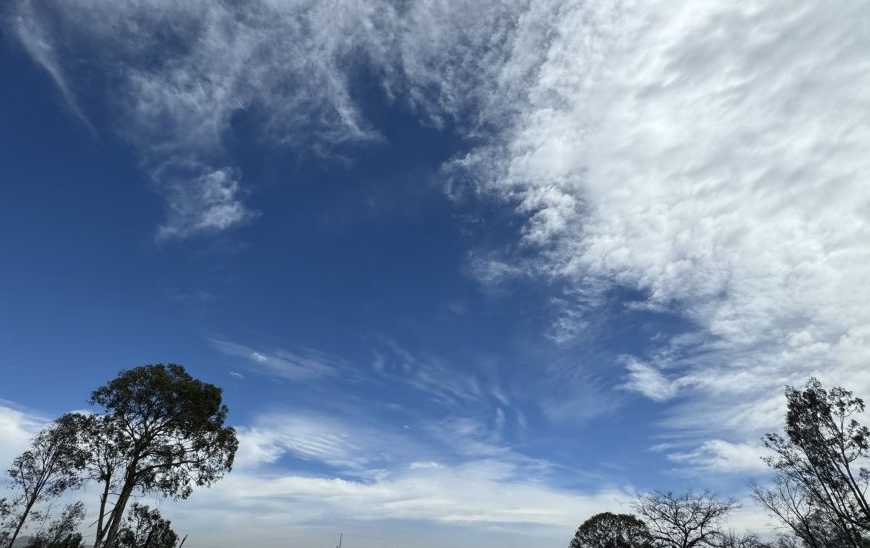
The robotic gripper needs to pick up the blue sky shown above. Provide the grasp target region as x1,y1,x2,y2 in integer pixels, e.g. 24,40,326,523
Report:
2,2,870,547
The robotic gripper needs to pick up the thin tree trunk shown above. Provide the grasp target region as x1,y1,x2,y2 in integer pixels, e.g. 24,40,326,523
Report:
102,480,135,548
6,497,37,548
93,477,112,548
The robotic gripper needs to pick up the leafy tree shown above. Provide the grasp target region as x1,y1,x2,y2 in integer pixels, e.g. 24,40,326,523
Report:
72,414,125,548
88,364,238,548
114,504,178,548
5,414,88,548
631,490,739,548
26,502,85,548
570,512,654,548
755,378,870,548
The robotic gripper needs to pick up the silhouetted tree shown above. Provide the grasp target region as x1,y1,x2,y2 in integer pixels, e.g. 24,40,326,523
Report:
715,531,774,548
1,498,14,546
755,378,870,548
89,364,238,548
26,502,85,548
114,504,177,548
570,512,654,548
632,490,738,548
5,415,88,548
72,414,125,548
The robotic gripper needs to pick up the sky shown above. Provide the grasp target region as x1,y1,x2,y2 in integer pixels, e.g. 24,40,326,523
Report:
1,1,870,547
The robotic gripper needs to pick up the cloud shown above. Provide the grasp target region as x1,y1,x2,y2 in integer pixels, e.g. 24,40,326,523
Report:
211,338,352,382
156,165,256,239
11,0,870,475
622,359,679,402
370,338,486,407
663,440,771,475
8,0,399,238
0,402,46,470
448,0,870,456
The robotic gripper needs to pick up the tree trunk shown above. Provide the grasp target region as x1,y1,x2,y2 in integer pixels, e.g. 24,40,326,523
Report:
6,497,37,548
102,480,135,548
92,478,112,548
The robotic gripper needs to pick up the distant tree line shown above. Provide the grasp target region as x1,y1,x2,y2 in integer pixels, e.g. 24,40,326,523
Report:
569,378,870,548
0,364,238,548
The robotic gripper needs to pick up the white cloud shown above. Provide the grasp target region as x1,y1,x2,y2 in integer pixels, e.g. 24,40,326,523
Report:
665,440,771,475
211,338,351,382
370,338,486,407
622,359,679,402
156,166,256,239
450,0,870,456
12,0,870,480
170,456,633,548
0,402,46,470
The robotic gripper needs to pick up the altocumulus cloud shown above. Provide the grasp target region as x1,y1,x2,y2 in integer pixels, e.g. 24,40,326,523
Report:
10,0,870,468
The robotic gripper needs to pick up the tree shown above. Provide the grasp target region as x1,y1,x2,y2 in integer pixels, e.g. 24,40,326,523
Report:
570,512,654,548
72,414,125,548
114,504,178,548
26,502,85,548
88,364,238,548
5,414,88,548
751,474,847,548
631,490,739,548
1,498,14,547
754,378,870,548
715,532,774,548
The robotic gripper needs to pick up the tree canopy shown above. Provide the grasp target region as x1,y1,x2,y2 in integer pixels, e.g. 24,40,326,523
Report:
570,512,654,548
89,364,238,548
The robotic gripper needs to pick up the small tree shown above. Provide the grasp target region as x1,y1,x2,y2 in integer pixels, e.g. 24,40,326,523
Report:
114,504,178,548
570,512,653,548
5,414,88,548
1,498,14,546
631,490,738,548
89,364,238,548
26,502,85,548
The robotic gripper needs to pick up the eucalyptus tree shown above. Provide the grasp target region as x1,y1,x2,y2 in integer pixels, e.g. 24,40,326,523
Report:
87,364,238,548
4,414,87,548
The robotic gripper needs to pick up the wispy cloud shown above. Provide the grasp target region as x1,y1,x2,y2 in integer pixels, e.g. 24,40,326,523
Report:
622,358,679,403
210,338,352,382
155,164,257,240
663,440,771,475
0,401,47,469
370,339,485,407
11,0,870,480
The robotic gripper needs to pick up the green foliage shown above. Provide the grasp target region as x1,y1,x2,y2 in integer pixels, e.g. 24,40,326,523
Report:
114,504,178,548
570,512,653,548
89,364,238,548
